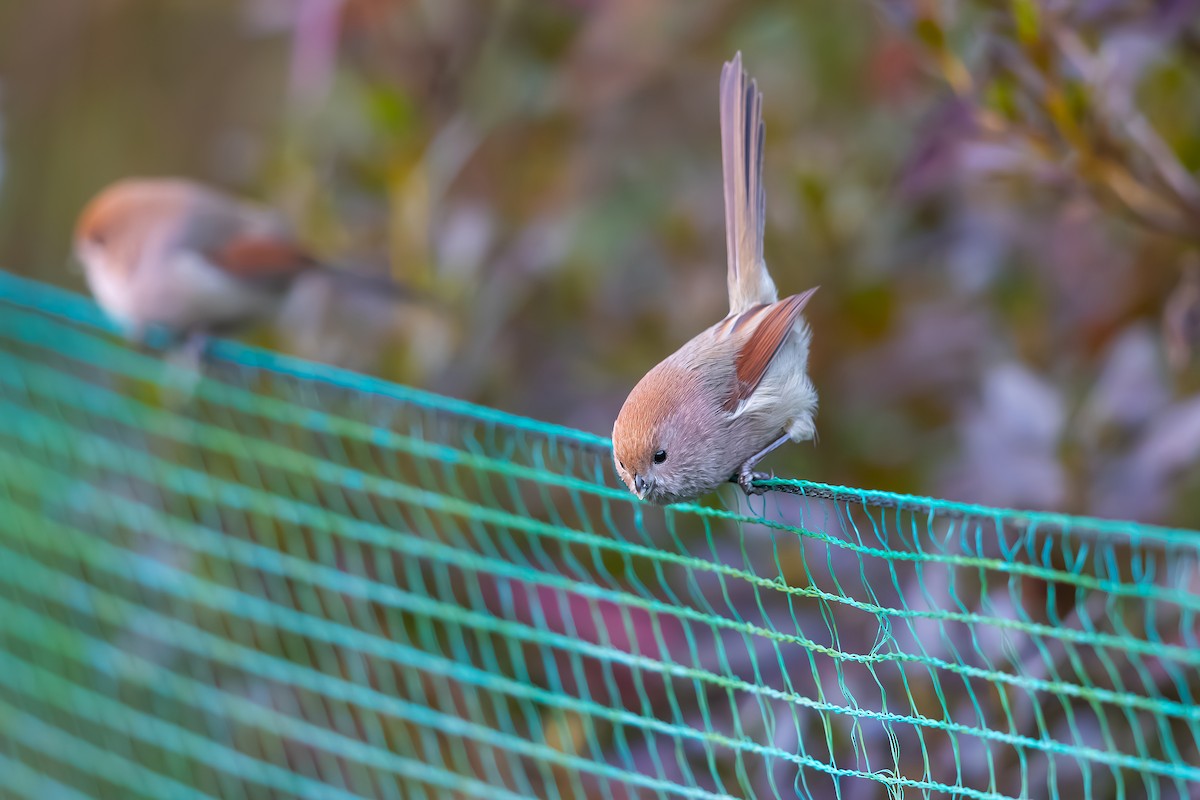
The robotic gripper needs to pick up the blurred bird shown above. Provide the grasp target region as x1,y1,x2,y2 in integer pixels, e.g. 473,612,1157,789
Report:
612,53,819,504
73,177,410,353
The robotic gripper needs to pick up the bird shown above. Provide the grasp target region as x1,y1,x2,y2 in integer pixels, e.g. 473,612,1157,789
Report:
73,177,409,354
611,52,819,505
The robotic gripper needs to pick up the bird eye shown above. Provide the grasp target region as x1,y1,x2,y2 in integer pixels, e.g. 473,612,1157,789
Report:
653,450,667,464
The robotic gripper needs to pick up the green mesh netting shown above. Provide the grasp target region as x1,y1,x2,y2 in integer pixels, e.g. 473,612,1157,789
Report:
0,270,1198,800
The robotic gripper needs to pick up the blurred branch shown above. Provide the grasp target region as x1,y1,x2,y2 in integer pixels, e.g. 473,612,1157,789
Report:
892,0,1200,245
288,0,346,111
1054,26,1200,214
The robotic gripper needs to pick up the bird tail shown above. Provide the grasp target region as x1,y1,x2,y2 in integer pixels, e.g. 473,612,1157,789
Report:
720,52,777,315
316,265,430,304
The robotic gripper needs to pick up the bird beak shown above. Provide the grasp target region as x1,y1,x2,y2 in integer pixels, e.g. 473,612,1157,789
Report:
634,474,650,499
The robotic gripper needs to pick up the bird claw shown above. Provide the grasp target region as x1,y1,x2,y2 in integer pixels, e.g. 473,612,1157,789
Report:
735,466,773,497
162,329,213,372
158,329,210,405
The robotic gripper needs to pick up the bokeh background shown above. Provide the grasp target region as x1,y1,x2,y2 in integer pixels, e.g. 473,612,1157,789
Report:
3,0,1200,526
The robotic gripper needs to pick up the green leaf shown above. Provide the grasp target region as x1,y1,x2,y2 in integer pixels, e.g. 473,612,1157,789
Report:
1012,0,1041,45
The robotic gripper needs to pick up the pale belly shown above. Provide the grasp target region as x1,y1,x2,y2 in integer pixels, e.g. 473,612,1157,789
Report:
86,250,281,335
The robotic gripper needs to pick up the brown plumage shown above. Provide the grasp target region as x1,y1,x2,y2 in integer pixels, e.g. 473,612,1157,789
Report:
73,177,408,346
612,53,819,504
74,178,317,341
724,293,814,411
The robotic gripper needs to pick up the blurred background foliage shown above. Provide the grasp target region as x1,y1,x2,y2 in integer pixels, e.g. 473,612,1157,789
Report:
3,0,1200,526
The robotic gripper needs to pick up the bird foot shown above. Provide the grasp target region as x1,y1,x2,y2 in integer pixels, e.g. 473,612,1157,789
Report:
180,329,213,364
734,465,773,497
158,330,210,405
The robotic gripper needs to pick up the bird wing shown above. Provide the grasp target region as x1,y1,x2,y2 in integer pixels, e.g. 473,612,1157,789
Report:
720,52,776,314
722,287,817,412
182,191,318,284
208,235,317,282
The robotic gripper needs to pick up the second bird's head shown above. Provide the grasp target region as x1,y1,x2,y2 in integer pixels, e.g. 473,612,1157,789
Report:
611,362,721,505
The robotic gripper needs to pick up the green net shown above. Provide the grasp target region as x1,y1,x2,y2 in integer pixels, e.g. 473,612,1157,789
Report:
0,270,1198,800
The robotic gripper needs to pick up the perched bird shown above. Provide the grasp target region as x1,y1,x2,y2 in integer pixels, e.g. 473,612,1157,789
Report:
612,53,819,504
73,177,407,351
